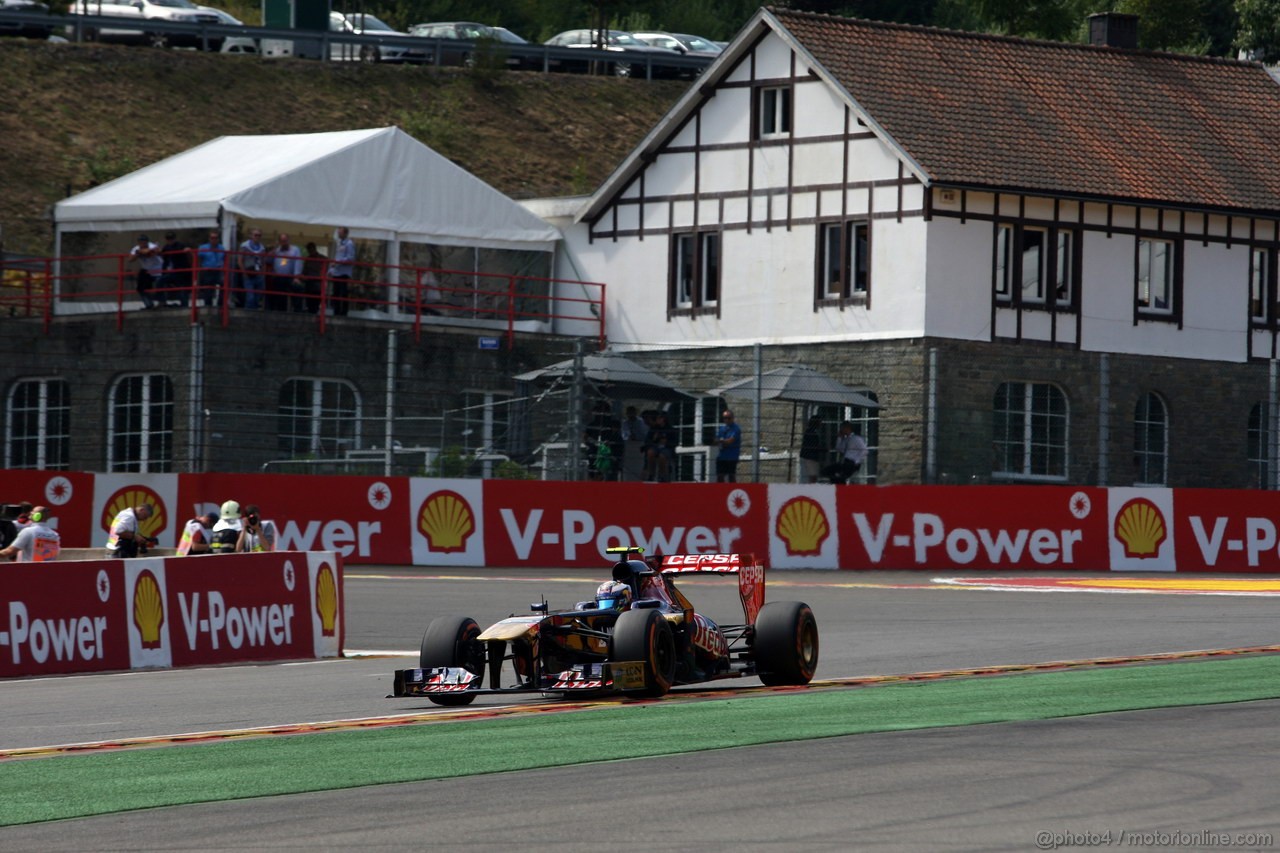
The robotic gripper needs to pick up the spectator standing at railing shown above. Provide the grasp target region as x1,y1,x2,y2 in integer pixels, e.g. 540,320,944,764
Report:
196,230,225,309
159,231,192,307
0,507,60,563
130,234,163,309
620,406,648,481
330,226,355,316
714,410,742,483
268,232,302,312
238,228,266,310
301,242,324,314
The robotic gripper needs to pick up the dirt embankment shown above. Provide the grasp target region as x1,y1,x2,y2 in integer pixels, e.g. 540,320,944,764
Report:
0,40,686,253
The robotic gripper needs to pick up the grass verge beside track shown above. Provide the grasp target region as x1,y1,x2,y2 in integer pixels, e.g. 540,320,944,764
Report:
4,655,1280,826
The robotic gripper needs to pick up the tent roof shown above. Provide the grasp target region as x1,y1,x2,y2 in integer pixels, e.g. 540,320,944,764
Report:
54,127,560,251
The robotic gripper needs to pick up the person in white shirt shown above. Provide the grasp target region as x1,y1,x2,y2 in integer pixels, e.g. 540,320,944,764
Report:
130,234,163,309
822,421,868,484
105,503,154,558
1,507,60,562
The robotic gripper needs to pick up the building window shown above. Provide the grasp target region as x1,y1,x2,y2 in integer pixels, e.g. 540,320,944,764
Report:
1249,402,1271,489
278,378,361,458
994,223,1077,307
108,374,173,473
1250,247,1272,324
670,231,720,313
993,381,1068,480
5,378,70,470
755,84,791,139
1133,392,1168,485
817,220,869,302
1136,237,1178,316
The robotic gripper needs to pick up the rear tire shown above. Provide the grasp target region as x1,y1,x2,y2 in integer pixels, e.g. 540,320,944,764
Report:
754,601,819,686
419,616,482,706
360,44,380,63
147,31,169,49
612,608,676,697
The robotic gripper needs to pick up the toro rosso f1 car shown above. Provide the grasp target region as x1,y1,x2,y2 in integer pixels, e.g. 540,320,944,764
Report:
391,547,819,704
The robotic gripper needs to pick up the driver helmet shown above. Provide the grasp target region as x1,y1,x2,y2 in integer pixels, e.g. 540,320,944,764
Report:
595,580,633,611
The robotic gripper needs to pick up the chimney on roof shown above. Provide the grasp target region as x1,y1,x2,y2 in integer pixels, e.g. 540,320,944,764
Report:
1088,12,1139,50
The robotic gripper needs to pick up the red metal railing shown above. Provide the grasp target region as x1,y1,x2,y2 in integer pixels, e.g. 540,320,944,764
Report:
3,250,608,349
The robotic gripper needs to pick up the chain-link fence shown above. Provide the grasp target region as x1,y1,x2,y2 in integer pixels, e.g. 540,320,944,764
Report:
3,303,1278,489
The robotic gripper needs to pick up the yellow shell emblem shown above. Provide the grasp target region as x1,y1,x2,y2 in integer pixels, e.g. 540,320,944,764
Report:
1114,498,1167,558
133,570,165,648
315,565,338,636
419,491,475,553
776,496,829,556
102,487,166,541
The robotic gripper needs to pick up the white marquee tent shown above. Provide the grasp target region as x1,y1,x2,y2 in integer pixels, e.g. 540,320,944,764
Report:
53,126,560,252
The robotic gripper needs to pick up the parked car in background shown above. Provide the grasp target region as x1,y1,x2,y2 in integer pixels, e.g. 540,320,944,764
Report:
631,31,722,57
0,0,55,39
544,28,684,78
409,20,526,69
329,11,426,63
67,0,223,49
196,5,254,54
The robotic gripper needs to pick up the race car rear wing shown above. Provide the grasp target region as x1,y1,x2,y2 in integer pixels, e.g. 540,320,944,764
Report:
659,553,766,626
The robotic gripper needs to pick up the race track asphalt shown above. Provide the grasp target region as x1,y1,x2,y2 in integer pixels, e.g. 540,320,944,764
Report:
2,568,1279,851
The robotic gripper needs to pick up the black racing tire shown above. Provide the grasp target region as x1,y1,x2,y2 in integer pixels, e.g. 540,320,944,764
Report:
146,31,169,49
612,608,676,697
754,601,819,686
418,615,482,706
612,61,631,78
360,44,380,63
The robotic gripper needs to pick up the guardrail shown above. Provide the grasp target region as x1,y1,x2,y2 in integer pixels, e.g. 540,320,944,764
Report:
0,10,715,78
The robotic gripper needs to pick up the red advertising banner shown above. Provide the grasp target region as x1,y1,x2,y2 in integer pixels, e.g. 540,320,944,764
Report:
178,472,410,564
1165,488,1280,572
1,470,97,551
477,481,770,568
0,561,131,677
834,485,1112,571
0,552,343,679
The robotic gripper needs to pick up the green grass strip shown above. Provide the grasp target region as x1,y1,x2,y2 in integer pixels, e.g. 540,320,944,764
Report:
4,655,1280,826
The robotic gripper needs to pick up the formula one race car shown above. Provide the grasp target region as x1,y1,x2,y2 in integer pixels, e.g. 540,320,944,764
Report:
391,547,818,705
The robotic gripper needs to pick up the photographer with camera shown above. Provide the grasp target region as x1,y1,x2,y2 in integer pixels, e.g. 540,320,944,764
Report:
104,503,156,559
237,504,277,553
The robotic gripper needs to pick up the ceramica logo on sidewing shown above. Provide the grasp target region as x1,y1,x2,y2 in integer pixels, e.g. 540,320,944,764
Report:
775,495,831,556
102,486,168,541
418,490,476,553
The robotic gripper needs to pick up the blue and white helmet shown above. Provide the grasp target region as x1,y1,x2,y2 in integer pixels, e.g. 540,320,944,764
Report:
595,580,633,611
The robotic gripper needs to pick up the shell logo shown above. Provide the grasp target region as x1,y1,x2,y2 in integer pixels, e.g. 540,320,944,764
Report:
315,565,338,637
775,496,830,556
133,569,165,648
101,486,167,540
418,490,476,553
1114,497,1167,558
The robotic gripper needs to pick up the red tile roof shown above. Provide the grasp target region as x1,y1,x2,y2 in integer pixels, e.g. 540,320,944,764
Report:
773,8,1280,213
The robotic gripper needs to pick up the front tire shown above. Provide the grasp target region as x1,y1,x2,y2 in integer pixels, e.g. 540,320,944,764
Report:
146,31,169,49
360,44,380,63
754,601,819,686
612,608,676,697
419,615,482,706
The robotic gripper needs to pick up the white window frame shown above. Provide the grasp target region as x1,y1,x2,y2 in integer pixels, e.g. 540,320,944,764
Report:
819,220,870,301
757,84,791,139
995,223,1076,306
992,381,1069,481
672,230,720,311
107,373,174,473
5,377,71,470
1251,247,1271,324
1137,237,1175,315
278,377,362,458
1133,392,1168,486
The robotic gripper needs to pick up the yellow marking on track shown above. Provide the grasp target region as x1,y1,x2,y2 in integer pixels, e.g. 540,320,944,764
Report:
1060,578,1280,592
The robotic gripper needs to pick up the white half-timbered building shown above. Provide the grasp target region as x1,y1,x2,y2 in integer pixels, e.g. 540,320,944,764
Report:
539,7,1280,488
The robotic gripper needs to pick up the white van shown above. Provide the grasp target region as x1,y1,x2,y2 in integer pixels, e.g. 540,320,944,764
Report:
67,0,223,49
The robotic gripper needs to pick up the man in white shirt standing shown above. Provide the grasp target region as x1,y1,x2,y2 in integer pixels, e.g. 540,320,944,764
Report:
822,421,868,484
